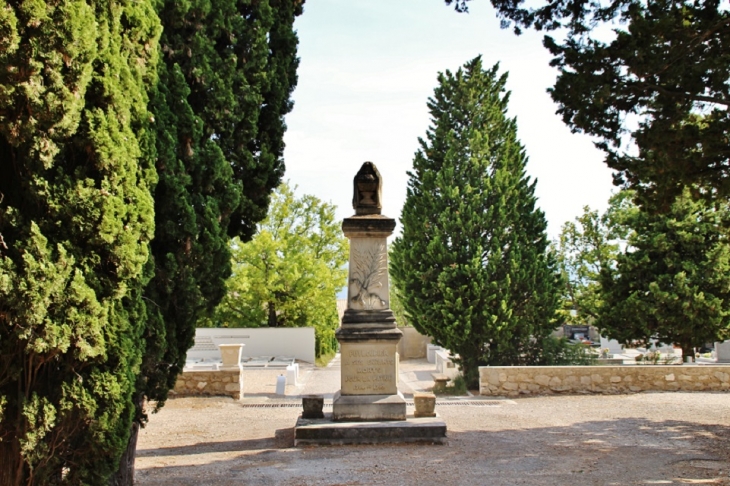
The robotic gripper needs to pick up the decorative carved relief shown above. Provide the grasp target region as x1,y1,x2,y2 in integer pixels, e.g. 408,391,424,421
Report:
349,243,387,309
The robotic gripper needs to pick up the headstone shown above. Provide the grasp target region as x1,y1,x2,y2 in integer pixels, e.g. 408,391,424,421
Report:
427,344,440,364
599,336,624,355
286,363,299,386
715,340,730,363
276,374,286,395
333,162,406,421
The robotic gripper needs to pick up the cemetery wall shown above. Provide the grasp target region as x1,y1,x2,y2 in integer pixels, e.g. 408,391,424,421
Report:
173,369,243,400
479,365,730,396
397,326,431,359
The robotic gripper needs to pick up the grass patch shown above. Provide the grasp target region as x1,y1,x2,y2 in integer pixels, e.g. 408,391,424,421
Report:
315,351,336,367
434,374,468,396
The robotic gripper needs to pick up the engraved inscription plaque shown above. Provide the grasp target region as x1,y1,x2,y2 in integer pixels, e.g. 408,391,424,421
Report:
340,342,398,395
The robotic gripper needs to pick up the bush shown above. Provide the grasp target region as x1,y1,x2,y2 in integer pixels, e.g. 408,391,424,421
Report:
433,374,469,396
538,336,597,366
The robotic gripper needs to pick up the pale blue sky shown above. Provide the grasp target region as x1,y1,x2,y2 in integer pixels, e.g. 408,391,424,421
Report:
283,0,616,239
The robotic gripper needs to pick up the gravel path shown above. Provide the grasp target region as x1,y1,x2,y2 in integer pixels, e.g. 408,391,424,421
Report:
135,359,730,485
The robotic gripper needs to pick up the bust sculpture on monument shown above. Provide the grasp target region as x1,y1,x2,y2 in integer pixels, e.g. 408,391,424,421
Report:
353,162,382,215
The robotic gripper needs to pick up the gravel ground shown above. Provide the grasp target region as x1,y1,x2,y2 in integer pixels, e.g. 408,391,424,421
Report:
135,360,730,485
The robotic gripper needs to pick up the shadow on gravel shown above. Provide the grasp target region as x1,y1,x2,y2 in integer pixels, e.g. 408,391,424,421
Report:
135,417,730,485
137,428,295,457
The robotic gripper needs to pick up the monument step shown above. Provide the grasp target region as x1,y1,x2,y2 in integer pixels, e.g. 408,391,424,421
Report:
294,414,447,445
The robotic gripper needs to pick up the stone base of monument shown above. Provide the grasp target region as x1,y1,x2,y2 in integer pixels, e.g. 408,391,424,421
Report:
332,391,406,421
294,413,447,446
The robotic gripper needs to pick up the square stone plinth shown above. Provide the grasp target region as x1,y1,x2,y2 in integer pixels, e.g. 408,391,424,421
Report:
332,391,406,422
302,395,325,419
413,393,436,418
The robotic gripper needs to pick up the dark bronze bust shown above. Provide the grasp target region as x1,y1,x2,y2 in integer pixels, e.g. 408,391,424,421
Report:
352,162,382,215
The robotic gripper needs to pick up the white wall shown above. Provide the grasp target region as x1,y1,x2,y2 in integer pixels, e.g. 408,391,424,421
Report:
190,328,316,364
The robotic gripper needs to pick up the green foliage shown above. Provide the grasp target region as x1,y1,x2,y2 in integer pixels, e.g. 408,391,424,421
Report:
537,336,597,366
451,0,730,210
315,350,337,368
545,1,730,209
391,57,562,388
0,0,302,481
434,374,469,396
209,183,349,358
388,275,411,327
598,189,730,357
138,0,303,414
0,0,161,481
553,190,635,325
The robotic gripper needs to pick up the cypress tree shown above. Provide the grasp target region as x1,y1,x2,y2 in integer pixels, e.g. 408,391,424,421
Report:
112,1,303,481
391,57,561,387
140,0,303,418
0,0,161,482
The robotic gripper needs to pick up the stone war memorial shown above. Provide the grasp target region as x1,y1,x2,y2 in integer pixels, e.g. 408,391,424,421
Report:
335,161,405,421
294,162,447,445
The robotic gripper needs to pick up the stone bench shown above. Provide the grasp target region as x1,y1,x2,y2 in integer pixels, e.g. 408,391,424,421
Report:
431,373,450,393
434,349,460,380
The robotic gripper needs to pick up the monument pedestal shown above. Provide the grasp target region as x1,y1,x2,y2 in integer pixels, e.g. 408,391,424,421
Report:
333,326,406,421
332,392,407,421
332,163,407,422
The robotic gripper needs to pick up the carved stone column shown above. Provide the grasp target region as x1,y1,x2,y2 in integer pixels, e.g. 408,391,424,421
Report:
333,162,406,421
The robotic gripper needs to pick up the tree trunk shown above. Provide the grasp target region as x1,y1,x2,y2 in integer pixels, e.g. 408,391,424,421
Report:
0,438,24,486
268,301,278,327
108,419,140,485
682,344,695,362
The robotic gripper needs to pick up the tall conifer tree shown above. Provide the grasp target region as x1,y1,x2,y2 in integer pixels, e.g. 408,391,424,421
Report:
391,57,561,387
0,0,161,482
112,1,303,481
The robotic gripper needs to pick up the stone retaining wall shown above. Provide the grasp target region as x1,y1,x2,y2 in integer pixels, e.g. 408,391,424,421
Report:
173,369,243,400
479,365,730,397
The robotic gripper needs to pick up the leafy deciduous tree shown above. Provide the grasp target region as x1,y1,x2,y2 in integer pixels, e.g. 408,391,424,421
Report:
553,190,634,325
390,57,562,387
209,183,348,358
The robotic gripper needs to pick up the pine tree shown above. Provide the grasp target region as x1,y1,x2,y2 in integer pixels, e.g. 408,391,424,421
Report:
598,189,730,358
448,0,730,210
391,57,561,387
0,0,161,482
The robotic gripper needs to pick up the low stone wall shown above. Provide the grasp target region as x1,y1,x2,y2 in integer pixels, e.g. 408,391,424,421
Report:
173,369,243,400
479,365,730,397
